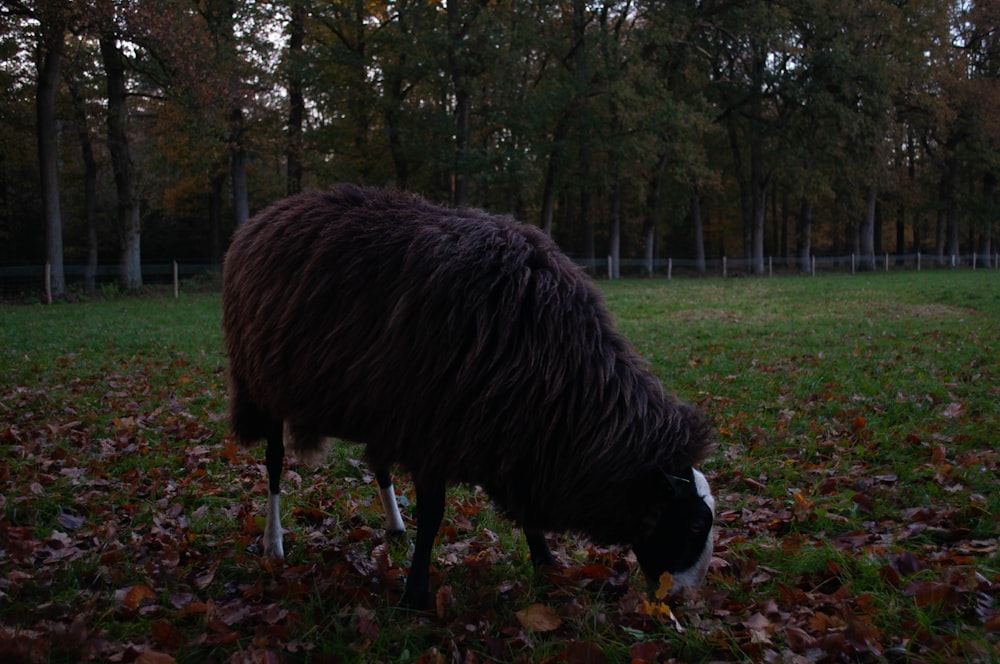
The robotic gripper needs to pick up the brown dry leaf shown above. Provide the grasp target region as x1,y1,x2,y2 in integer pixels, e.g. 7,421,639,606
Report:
515,603,562,632
561,640,609,664
629,641,665,662
942,402,965,419
136,650,178,664
785,625,816,652
435,585,453,621
151,620,187,650
792,491,813,511
121,584,157,611
909,581,959,608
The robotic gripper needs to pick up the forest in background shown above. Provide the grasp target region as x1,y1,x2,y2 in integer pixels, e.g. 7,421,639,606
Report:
1,0,998,295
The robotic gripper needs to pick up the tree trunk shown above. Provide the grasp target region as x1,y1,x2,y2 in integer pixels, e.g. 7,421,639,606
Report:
230,107,249,227
37,18,65,299
797,197,812,273
859,185,877,271
67,72,98,293
645,151,668,277
750,171,767,275
541,156,557,236
895,203,905,266
580,154,594,266
749,118,768,275
691,190,706,276
286,0,305,196
452,86,471,206
541,115,569,237
779,187,789,260
609,179,621,279
981,172,996,267
446,0,482,207
209,169,226,263
100,36,142,293
938,150,959,265
727,119,751,266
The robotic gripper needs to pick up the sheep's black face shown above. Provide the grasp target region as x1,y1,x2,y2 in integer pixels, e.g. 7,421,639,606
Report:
632,467,715,591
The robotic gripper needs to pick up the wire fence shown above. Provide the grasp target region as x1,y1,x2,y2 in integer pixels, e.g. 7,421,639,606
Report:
1,252,998,302
576,252,999,279
0,262,222,302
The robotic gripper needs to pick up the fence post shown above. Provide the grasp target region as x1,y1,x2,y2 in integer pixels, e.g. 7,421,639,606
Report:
768,256,773,277
917,252,921,271
851,254,856,275
44,262,52,305
811,255,816,277
972,253,977,271
884,253,889,272
723,256,727,279
173,261,179,298
951,254,957,269
667,258,672,281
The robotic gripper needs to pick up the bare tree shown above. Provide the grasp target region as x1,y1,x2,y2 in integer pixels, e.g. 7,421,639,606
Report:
35,2,66,299
100,35,142,292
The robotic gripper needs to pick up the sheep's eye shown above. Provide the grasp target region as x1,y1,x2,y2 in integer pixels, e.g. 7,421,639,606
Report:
689,521,704,535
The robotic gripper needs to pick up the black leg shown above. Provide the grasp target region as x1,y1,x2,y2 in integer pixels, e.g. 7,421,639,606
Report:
399,481,445,609
262,427,285,557
265,430,284,495
373,468,392,489
524,529,557,568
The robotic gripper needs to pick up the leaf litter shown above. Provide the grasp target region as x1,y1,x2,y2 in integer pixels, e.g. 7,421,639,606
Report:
1,286,999,662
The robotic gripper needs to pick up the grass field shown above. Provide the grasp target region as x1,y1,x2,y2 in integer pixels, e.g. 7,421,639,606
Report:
1,271,998,662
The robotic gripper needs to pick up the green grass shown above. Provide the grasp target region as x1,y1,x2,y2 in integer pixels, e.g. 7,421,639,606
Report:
1,272,998,662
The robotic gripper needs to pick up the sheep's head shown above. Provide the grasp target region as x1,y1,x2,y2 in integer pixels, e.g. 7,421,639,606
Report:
631,467,715,591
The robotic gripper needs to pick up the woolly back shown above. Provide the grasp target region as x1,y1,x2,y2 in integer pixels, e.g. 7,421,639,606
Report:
223,185,714,541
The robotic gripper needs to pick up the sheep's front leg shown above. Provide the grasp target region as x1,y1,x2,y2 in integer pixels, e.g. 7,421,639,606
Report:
262,429,285,558
400,481,445,609
374,467,406,537
524,529,556,567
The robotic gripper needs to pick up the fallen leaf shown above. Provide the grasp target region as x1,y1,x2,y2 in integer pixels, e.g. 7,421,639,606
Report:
120,584,157,611
515,603,562,632
560,640,609,664
654,571,674,600
137,651,178,664
435,585,453,621
151,620,187,650
629,641,665,662
56,513,85,531
942,402,965,419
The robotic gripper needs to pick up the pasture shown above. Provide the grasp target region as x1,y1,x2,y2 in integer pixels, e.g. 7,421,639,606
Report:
1,271,998,662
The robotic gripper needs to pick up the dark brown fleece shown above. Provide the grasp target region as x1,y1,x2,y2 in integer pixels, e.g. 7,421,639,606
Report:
222,184,713,545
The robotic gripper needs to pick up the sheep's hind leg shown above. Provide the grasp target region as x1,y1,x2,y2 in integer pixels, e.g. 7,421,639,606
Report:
374,467,406,539
399,481,445,610
261,425,285,558
524,529,557,567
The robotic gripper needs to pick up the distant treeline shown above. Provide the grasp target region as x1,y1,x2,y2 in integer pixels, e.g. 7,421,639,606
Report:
2,0,998,296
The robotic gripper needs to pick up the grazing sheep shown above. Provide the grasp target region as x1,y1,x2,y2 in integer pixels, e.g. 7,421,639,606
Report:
222,184,715,609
